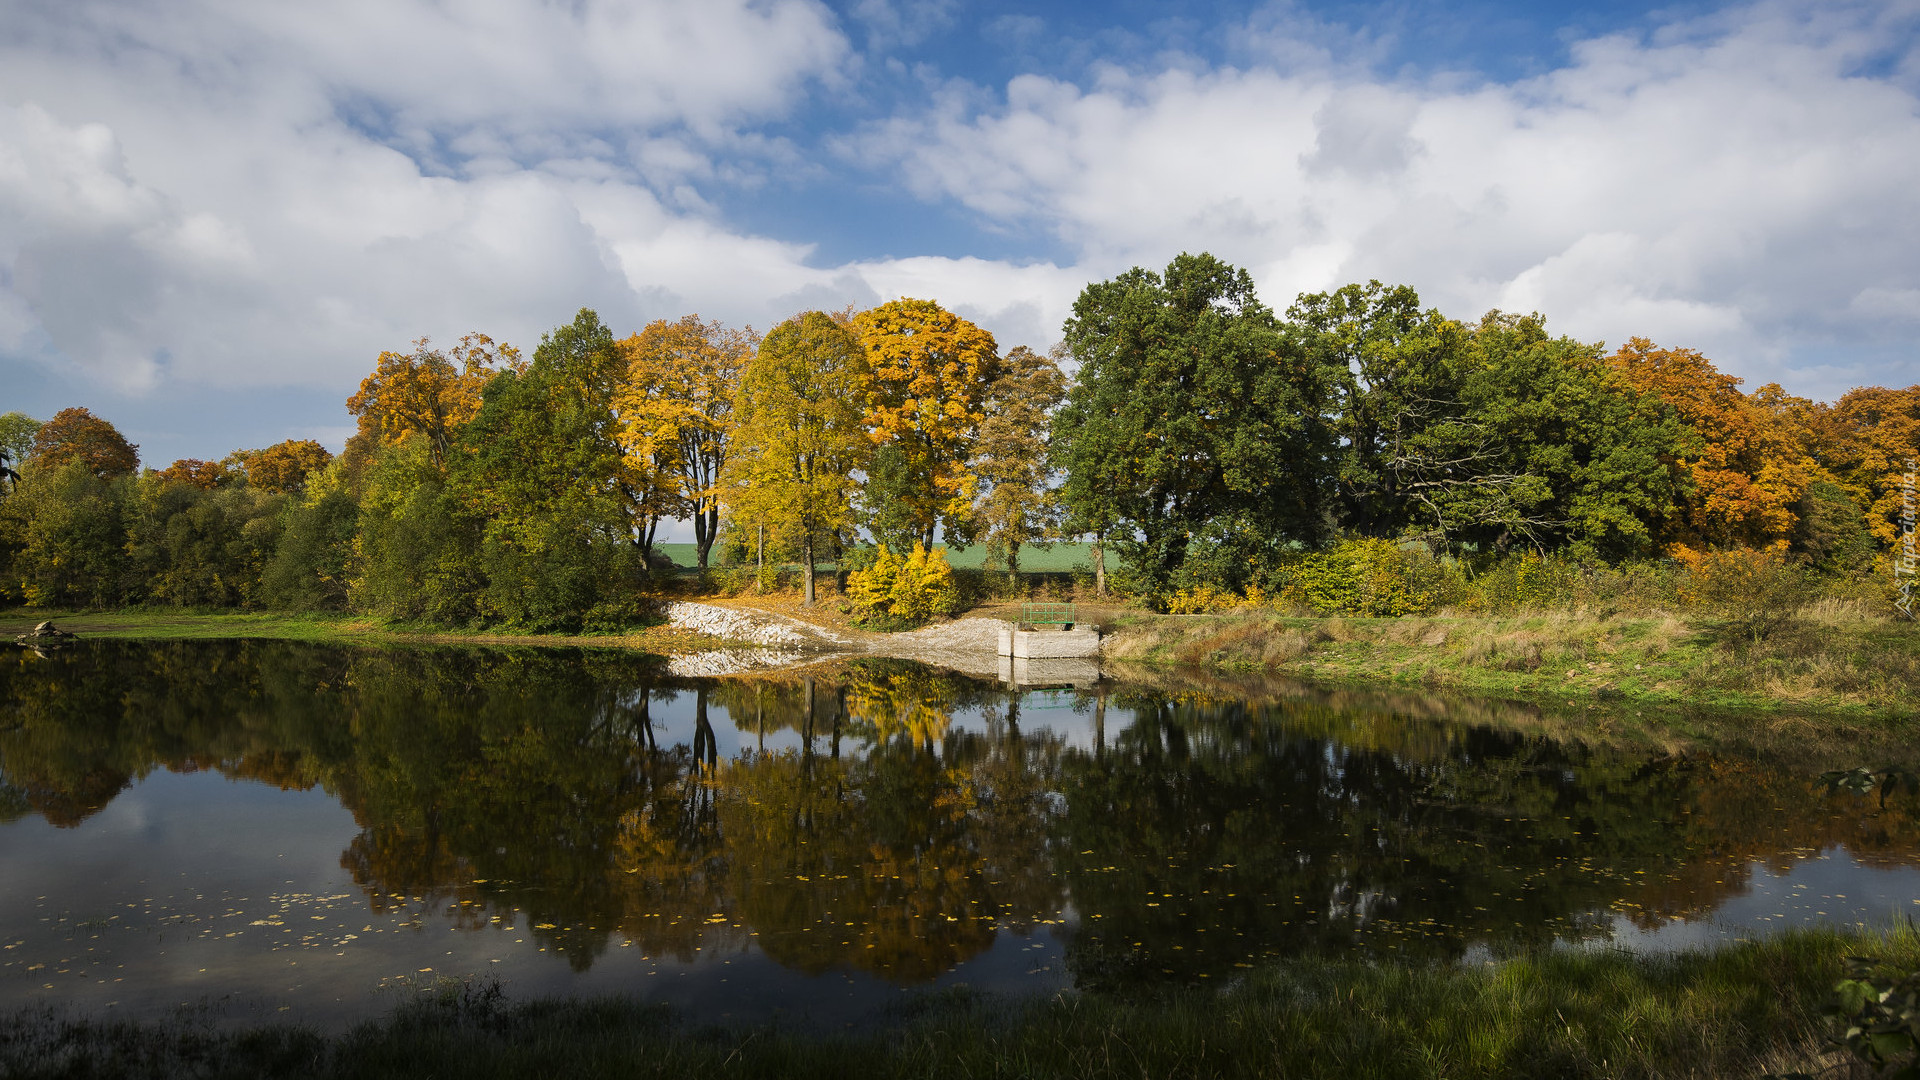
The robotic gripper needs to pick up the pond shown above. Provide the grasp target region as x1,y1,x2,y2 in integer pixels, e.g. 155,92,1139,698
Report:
3,640,1918,1031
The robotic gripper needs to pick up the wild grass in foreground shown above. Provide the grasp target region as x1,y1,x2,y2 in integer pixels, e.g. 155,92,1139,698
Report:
5,926,1916,1080
1101,599,1920,720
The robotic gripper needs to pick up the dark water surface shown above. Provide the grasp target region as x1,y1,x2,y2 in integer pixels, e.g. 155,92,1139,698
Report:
3,640,1917,1030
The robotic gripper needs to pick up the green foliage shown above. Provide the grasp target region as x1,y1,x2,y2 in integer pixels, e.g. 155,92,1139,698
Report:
858,444,923,554
351,439,486,624
1273,537,1455,617
261,485,360,610
1053,253,1337,598
1795,479,1878,576
127,475,286,607
0,458,134,607
1827,956,1920,1078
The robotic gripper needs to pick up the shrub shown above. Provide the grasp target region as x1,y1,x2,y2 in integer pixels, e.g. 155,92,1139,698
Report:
844,544,961,624
1271,538,1454,617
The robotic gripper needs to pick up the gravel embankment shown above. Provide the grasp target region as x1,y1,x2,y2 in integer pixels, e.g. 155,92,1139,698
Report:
662,602,819,647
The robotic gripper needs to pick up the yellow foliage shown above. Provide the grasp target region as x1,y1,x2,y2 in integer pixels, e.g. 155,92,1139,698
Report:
852,299,1000,543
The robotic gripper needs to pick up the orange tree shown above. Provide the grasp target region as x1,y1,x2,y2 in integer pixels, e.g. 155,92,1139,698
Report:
853,299,1000,550
28,407,139,478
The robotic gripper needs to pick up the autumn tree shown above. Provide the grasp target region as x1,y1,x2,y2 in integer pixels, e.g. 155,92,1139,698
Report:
1052,253,1337,600
1607,337,1815,552
1812,385,1920,548
29,407,139,478
229,439,333,494
345,333,521,469
971,344,1067,577
615,315,754,568
153,459,233,489
853,299,1001,550
725,311,871,606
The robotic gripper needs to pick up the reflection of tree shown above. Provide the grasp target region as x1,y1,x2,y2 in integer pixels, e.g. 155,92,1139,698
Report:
7,642,1920,992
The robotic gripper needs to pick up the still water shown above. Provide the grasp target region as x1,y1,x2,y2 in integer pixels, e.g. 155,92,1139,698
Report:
3,640,1917,1030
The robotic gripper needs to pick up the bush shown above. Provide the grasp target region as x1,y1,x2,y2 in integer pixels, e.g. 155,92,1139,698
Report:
1674,546,1813,641
1271,538,1456,617
844,544,962,624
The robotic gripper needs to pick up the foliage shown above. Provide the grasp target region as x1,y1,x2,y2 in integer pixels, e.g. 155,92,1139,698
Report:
152,457,235,489
1609,337,1815,551
1053,253,1336,599
0,411,39,494
231,438,334,494
0,459,133,607
724,311,869,604
127,475,285,607
350,438,485,624
972,344,1067,575
261,484,359,610
844,543,961,623
1674,546,1813,641
28,406,139,478
1272,537,1452,617
346,333,521,468
853,298,1001,549
615,315,754,568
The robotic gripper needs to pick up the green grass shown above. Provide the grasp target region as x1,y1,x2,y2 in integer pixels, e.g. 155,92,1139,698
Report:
4,926,1914,1079
1101,607,1920,730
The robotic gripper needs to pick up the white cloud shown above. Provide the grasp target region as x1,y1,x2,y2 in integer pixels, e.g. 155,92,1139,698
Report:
860,0,1920,398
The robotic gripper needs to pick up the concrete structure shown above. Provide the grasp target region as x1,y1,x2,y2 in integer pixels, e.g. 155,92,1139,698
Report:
998,655,1101,688
997,626,1101,659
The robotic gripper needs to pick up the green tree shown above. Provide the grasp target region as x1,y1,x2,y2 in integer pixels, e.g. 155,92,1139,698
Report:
127,477,284,607
726,312,871,606
448,309,650,627
1053,253,1337,601
0,412,39,495
0,459,134,607
972,344,1067,577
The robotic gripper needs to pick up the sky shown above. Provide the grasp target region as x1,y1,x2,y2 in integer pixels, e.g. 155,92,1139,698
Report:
2,0,1918,489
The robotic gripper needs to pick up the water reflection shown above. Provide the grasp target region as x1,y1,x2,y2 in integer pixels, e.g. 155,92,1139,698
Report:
3,640,1918,1016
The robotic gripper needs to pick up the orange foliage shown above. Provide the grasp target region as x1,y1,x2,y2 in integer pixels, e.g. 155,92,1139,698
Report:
345,333,521,467
231,438,333,494
153,458,233,489
1608,338,1815,551
1817,385,1920,546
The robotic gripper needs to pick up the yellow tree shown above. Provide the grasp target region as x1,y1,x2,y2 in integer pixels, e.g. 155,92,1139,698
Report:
1818,385,1920,547
614,316,754,568
972,344,1067,576
1607,337,1813,552
345,333,522,469
227,439,333,494
853,299,1001,550
725,312,870,606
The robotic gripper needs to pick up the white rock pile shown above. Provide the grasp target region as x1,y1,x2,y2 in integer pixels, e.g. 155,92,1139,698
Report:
663,601,813,646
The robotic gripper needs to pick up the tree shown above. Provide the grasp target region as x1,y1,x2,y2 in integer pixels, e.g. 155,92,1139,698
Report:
29,407,139,478
971,344,1067,577
0,412,39,495
153,459,234,489
615,315,753,568
1607,337,1814,552
0,459,134,606
345,333,521,469
1288,281,1473,540
1052,253,1337,600
1451,314,1688,560
1810,385,1920,549
853,299,1001,550
726,312,871,606
230,439,333,494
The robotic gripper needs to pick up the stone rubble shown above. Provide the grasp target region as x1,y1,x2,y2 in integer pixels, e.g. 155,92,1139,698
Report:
662,602,814,647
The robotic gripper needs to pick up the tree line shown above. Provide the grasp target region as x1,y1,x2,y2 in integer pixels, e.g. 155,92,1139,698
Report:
1,251,1915,626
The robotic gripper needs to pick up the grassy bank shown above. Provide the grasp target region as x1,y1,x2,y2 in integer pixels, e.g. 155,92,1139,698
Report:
1100,601,1920,722
0,609,726,655
5,926,1915,1079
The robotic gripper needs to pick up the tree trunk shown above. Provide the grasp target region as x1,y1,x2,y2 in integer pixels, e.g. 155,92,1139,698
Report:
802,531,816,606
694,501,716,568
1093,539,1107,597
756,522,766,574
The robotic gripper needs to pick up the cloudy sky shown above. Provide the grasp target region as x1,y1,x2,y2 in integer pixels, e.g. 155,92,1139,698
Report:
3,0,1918,480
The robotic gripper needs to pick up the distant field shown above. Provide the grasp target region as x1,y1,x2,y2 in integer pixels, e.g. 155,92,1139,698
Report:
656,541,1100,572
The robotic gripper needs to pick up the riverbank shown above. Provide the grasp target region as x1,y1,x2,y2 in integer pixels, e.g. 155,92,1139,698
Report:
1099,604,1920,722
5,925,1913,1079
0,609,729,655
